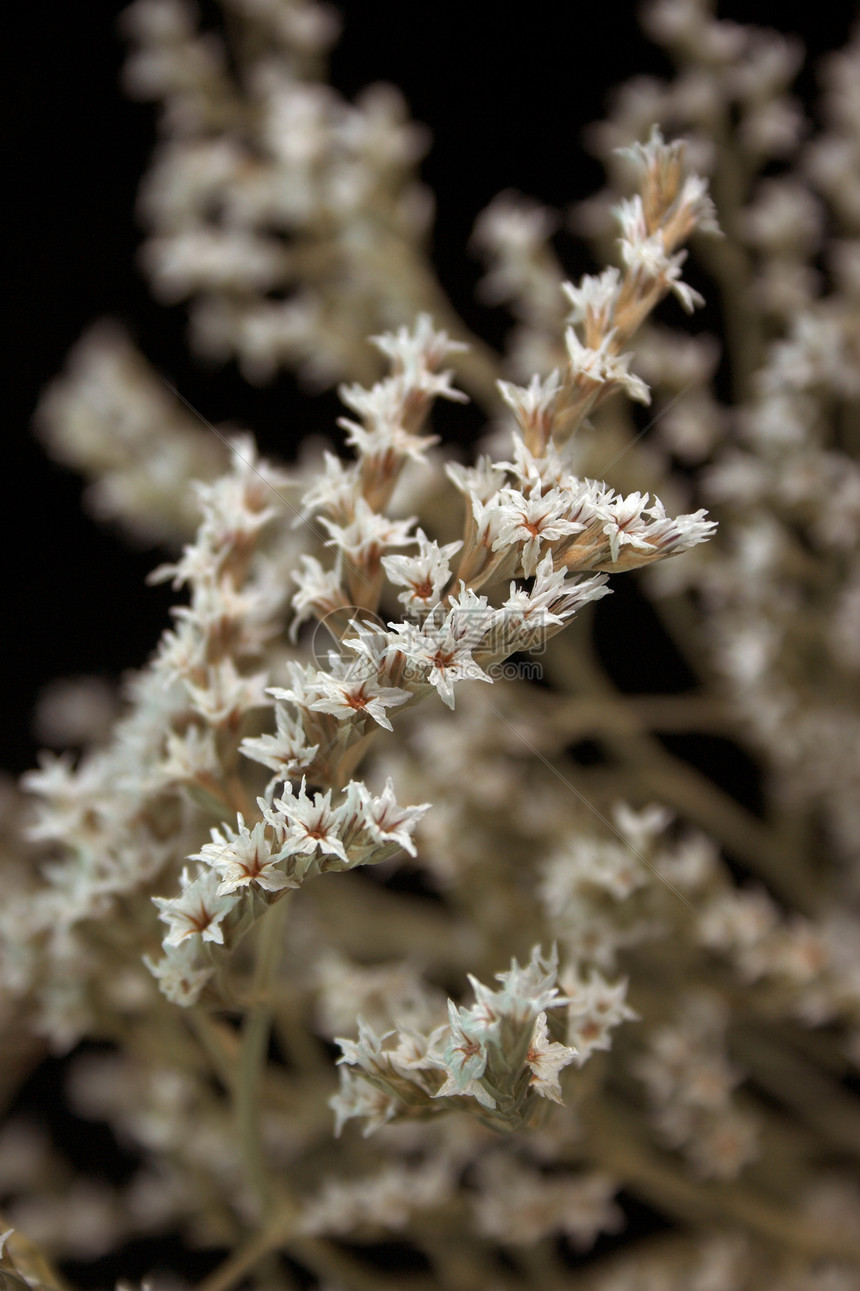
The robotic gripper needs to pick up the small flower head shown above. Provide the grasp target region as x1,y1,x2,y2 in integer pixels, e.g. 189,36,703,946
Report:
153,865,239,947
192,815,295,896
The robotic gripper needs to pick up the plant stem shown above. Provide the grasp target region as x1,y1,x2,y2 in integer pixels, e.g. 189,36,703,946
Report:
188,1010,240,1096
544,635,819,912
198,1216,439,1291
588,1097,860,1263
236,894,290,1217
197,1205,296,1291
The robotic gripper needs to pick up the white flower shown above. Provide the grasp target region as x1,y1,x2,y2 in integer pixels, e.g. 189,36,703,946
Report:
497,371,562,442
333,1014,395,1070
562,268,621,335
615,124,684,181
526,1012,578,1103
502,553,610,638
433,947,575,1110
472,191,556,260
565,328,651,404
182,657,271,726
297,451,359,523
240,698,320,778
491,485,587,576
616,196,705,313
612,801,673,852
595,490,657,564
361,777,431,857
500,432,571,490
369,313,469,394
143,228,286,300
639,496,718,556
307,658,412,731
273,779,349,865
329,1066,401,1139
298,1160,453,1237
144,939,214,1008
381,530,462,615
565,970,638,1064
152,866,239,946
445,454,508,503
386,597,495,708
488,944,571,1024
267,660,326,711
290,554,349,638
319,497,417,562
341,617,396,672
337,346,455,465
696,888,779,957
431,1000,495,1108
159,724,221,786
339,405,439,467
192,815,295,896
472,1159,622,1247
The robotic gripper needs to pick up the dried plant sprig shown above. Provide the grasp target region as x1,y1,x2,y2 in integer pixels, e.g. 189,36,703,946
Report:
330,945,609,1134
488,126,720,454
9,1,860,1286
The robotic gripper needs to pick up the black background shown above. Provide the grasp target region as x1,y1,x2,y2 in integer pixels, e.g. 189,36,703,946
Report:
5,0,856,778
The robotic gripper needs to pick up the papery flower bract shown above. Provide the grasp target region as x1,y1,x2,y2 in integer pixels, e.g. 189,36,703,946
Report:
159,723,221,787
369,312,469,393
491,485,588,576
497,371,563,444
152,865,239,946
340,412,439,469
192,814,295,896
319,496,417,562
361,777,431,857
274,779,349,864
562,269,621,338
565,969,638,1065
501,552,610,637
381,529,462,615
329,1067,402,1139
488,944,571,1024
338,611,389,655
432,1000,495,1108
565,328,651,404
526,1011,578,1103
143,939,214,1008
306,655,412,731
445,454,508,503
297,451,359,524
290,552,351,638
386,598,494,709
640,496,718,556
615,194,706,313
595,489,658,564
182,656,271,726
240,697,320,779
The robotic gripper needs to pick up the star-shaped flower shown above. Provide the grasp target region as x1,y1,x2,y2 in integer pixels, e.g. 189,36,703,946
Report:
153,865,239,946
526,1011,578,1103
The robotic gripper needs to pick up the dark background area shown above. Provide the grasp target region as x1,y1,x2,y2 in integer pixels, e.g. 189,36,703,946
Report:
4,0,855,779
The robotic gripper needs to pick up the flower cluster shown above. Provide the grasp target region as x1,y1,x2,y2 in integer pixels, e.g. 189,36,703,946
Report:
147,777,429,1004
330,946,583,1134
